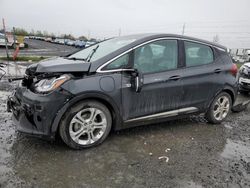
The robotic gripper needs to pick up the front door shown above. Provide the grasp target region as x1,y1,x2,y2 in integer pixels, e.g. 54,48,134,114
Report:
121,39,185,121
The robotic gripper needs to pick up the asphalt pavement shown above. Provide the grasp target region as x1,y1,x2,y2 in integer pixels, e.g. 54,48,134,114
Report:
0,39,79,57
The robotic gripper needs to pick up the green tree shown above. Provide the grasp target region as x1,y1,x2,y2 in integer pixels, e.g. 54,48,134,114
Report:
78,35,87,41
13,27,29,36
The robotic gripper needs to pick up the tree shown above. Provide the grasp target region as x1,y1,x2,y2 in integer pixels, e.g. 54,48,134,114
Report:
13,27,29,36
62,34,75,40
36,30,43,37
78,35,87,41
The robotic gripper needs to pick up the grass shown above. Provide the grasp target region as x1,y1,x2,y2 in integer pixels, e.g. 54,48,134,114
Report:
0,56,48,62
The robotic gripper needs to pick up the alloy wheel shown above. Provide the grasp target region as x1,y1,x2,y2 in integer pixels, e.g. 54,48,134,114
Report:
69,107,107,146
213,96,230,121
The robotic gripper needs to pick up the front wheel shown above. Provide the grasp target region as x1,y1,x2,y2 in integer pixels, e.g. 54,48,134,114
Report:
205,92,232,124
59,100,112,149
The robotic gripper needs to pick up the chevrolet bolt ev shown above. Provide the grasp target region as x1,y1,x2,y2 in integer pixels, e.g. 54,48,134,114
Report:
238,62,250,94
7,34,238,149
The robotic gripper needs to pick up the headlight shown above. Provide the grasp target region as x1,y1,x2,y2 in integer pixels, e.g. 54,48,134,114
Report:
35,74,70,93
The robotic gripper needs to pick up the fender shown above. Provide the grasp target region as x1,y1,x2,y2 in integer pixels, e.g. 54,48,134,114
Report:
50,91,123,137
205,84,237,111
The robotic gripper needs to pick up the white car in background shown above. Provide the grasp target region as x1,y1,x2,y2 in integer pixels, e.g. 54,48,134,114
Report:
0,33,16,47
85,41,96,48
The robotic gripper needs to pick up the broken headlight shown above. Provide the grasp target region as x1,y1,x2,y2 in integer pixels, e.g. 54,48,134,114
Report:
34,74,70,93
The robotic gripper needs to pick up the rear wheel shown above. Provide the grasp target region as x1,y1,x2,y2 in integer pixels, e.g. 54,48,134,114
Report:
205,92,232,124
59,100,112,149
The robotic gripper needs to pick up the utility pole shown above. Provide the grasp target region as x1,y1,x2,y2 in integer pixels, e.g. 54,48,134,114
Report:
2,18,9,59
118,28,121,36
182,23,186,35
88,30,90,40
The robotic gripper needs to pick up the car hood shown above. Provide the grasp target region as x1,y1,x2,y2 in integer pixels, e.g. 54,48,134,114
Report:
26,57,91,75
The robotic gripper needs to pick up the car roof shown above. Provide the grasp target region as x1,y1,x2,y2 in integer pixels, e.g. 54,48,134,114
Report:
120,33,227,51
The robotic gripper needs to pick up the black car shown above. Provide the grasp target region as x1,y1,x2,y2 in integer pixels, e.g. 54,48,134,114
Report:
238,62,250,94
7,34,238,149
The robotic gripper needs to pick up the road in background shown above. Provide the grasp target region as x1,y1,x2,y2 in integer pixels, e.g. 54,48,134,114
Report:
0,39,79,57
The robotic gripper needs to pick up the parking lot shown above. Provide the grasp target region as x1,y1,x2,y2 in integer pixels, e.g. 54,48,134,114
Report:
0,39,78,57
0,41,249,188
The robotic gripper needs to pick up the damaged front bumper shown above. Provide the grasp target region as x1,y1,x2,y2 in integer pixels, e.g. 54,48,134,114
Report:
7,86,73,140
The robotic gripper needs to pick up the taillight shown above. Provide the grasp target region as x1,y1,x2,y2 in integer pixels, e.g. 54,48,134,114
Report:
230,63,238,77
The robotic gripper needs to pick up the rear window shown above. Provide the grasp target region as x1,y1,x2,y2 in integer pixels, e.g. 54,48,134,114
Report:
184,41,214,67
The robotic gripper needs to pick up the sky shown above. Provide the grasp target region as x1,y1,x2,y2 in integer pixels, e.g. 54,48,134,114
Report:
0,0,250,48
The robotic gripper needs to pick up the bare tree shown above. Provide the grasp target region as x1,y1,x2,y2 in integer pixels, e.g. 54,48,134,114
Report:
213,34,220,43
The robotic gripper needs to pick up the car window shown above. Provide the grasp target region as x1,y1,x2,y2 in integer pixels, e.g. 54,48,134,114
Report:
103,53,129,70
134,40,178,74
184,41,214,67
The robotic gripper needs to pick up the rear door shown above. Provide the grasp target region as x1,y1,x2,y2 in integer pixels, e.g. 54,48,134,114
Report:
181,41,225,110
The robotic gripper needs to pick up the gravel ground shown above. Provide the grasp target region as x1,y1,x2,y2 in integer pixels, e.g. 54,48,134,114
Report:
0,64,249,188
0,39,79,57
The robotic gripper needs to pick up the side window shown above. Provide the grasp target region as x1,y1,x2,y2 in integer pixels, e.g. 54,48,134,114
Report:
104,53,129,70
184,41,214,67
134,40,178,74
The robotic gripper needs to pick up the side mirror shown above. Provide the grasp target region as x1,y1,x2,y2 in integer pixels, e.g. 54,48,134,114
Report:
131,69,143,92
121,68,144,92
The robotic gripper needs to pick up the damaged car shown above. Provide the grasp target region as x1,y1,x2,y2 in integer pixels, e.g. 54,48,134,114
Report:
238,62,250,94
7,34,238,149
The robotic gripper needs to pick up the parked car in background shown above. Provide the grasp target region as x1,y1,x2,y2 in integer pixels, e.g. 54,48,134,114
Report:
238,62,250,94
75,40,86,48
65,39,76,46
0,33,15,47
7,34,238,149
45,37,52,42
85,41,96,48
243,49,250,62
55,38,65,45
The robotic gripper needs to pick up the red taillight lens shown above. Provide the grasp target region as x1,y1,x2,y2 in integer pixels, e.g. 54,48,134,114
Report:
230,63,238,77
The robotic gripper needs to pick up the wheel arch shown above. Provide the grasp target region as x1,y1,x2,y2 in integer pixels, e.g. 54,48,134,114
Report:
222,88,235,103
206,85,237,113
51,92,123,138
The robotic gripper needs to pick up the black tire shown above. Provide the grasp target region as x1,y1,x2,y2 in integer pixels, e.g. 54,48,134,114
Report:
205,92,232,124
59,100,112,149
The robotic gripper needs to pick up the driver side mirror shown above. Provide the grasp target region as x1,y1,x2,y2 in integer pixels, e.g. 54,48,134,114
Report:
131,69,144,92
122,68,144,92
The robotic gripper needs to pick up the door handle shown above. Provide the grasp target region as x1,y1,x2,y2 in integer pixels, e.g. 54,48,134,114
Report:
214,69,222,73
169,75,181,81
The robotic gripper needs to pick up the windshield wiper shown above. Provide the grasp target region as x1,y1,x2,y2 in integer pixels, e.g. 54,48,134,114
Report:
86,45,99,62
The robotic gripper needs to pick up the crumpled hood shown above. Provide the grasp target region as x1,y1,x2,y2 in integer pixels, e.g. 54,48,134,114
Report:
26,57,91,75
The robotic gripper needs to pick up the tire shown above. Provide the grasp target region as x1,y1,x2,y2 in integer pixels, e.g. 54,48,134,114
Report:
205,92,232,124
59,100,112,149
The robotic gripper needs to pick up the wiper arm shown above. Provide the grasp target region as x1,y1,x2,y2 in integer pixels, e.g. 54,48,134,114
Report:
86,45,99,62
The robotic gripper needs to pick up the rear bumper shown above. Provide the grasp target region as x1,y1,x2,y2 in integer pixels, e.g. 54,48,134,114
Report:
7,87,72,140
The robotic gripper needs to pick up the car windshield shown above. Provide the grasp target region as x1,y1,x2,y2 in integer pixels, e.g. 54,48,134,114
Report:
68,36,138,62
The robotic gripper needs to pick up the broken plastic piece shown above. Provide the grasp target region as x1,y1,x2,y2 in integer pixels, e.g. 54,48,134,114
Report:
158,156,169,163
165,148,171,153
231,100,250,113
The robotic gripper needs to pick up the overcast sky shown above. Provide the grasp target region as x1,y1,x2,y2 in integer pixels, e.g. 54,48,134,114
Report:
0,0,250,48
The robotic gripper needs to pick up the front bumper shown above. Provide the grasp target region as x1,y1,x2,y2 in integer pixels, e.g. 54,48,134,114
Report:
7,87,72,140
